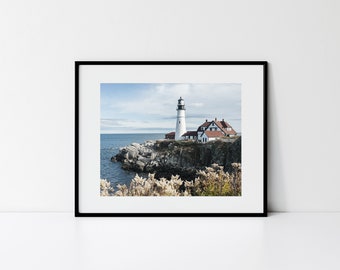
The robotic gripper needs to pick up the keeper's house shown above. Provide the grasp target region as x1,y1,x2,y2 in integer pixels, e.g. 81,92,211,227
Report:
197,118,237,143
165,118,237,143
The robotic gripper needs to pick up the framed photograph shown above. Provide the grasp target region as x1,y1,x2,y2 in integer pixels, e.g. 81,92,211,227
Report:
75,61,267,217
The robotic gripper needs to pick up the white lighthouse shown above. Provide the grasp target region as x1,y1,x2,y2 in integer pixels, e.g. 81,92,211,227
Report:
175,97,187,140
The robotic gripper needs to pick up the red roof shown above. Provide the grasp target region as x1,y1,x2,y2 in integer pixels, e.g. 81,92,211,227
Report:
190,119,238,138
224,129,237,135
215,120,237,135
204,130,224,138
198,121,211,128
182,131,197,137
197,121,211,132
215,121,224,130
165,132,175,139
218,120,232,128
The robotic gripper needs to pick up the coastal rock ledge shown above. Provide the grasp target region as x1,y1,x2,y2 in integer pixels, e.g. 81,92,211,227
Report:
112,138,241,180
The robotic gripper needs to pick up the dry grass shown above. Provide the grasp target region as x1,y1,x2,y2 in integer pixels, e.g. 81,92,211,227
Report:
100,163,241,196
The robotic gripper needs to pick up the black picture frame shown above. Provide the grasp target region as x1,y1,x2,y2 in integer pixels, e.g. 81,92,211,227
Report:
75,61,267,217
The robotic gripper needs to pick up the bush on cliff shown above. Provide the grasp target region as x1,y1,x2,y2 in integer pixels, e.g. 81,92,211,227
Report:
100,163,241,196
191,163,241,196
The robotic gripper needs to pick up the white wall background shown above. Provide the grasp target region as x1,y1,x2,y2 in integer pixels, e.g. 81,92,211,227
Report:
0,0,339,212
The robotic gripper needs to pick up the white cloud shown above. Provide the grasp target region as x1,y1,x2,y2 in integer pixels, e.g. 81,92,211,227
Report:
101,83,241,133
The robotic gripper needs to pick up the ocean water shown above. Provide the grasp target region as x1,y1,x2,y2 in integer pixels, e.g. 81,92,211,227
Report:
100,133,165,187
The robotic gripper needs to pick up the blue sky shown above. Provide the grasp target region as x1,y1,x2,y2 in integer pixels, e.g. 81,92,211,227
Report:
101,83,241,134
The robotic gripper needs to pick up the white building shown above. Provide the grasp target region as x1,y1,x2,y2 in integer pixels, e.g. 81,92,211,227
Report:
175,97,187,140
197,118,237,142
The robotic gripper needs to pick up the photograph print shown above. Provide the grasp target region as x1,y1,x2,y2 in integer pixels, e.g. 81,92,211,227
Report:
100,83,242,197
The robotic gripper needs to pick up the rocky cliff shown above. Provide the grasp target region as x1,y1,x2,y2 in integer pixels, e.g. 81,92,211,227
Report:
112,137,241,180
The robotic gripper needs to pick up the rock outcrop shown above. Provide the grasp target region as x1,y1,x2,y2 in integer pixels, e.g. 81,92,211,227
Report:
112,137,241,181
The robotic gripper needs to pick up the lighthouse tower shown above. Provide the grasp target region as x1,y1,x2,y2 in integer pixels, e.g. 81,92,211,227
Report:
175,97,187,140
